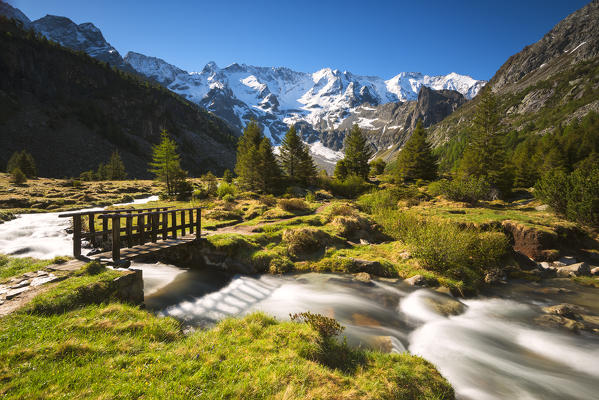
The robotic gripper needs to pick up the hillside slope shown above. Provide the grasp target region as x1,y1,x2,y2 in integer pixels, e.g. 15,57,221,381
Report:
0,18,237,178
424,0,599,164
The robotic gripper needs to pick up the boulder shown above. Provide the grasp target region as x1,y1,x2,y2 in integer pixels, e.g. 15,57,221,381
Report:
484,268,507,284
405,274,427,286
542,303,583,320
591,267,599,276
354,272,372,283
555,262,591,277
558,256,577,266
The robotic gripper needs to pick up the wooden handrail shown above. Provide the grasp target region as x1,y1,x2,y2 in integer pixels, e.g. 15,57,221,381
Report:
62,207,201,261
58,206,172,218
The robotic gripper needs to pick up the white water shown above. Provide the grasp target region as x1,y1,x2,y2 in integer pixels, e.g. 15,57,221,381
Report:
0,196,158,259
143,270,599,400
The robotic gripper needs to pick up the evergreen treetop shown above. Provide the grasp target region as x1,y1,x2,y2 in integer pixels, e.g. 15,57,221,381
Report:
342,124,372,179
395,120,437,182
149,130,187,195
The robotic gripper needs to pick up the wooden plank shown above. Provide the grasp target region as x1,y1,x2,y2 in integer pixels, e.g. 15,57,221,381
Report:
138,214,145,245
73,215,82,258
88,213,96,247
188,209,194,234
162,212,168,240
171,211,177,238
151,212,158,243
196,208,201,240
126,215,133,247
112,216,121,262
102,217,108,243
181,210,186,236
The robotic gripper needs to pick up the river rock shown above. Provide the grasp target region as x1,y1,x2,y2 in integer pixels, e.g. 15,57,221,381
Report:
423,293,467,317
558,256,577,266
535,314,585,333
555,262,590,277
354,272,372,283
5,287,29,300
542,303,584,320
405,274,426,286
30,274,60,287
10,280,30,289
591,267,599,276
484,268,507,284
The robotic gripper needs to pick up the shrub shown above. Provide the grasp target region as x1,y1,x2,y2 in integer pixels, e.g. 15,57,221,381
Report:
223,169,233,183
7,150,36,178
222,194,235,203
369,159,386,176
283,228,329,258
278,198,309,212
217,182,237,199
290,311,344,338
535,166,599,226
305,191,315,203
10,167,27,184
201,172,218,196
259,194,277,207
430,176,490,204
327,175,372,198
205,209,243,221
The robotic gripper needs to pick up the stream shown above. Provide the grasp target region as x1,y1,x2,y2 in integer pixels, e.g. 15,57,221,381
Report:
1,201,598,400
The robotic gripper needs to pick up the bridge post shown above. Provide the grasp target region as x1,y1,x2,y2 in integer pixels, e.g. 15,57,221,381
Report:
195,208,201,240
171,211,177,238
161,212,168,240
112,216,121,262
151,212,158,243
102,217,108,244
188,209,194,234
138,214,145,245
73,214,82,259
181,210,186,236
88,213,96,247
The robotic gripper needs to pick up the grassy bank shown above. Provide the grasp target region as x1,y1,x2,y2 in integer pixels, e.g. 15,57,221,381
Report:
0,258,454,399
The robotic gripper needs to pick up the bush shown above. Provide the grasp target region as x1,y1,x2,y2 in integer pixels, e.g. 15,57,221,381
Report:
369,158,387,176
10,167,27,184
283,228,329,258
201,172,218,196
278,198,310,212
222,194,235,203
223,169,233,183
305,191,315,202
327,175,372,198
217,182,237,199
430,176,490,204
535,166,599,226
290,311,344,338
7,150,36,178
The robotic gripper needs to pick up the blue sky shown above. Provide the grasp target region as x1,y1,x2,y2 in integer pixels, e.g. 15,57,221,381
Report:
10,0,590,80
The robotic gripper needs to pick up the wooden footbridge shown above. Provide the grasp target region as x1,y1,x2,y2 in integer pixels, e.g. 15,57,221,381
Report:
59,206,202,263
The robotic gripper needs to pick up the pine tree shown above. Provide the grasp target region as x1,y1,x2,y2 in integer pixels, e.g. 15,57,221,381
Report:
235,120,263,190
223,169,233,183
106,150,127,180
458,87,512,195
280,125,303,179
235,121,281,192
149,130,187,196
343,125,372,179
7,150,36,178
334,159,349,180
256,137,281,192
297,143,317,185
395,120,437,182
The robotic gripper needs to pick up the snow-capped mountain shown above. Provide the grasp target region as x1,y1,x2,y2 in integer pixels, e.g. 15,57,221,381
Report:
124,52,485,144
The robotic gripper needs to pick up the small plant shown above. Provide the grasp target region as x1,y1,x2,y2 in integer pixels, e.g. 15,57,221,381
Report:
10,167,27,184
222,194,235,203
290,311,344,338
222,169,234,183
278,198,309,212
79,260,105,275
430,176,490,204
305,191,315,203
217,182,237,199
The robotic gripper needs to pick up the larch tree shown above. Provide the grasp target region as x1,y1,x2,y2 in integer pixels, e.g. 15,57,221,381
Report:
149,129,187,196
342,124,372,179
279,125,316,185
395,120,437,182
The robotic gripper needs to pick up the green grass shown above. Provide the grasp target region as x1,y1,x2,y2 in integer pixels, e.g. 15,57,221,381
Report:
571,276,599,288
0,306,454,399
0,255,53,282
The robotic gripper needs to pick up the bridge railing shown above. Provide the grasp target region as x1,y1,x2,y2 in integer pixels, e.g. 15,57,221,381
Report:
59,207,201,261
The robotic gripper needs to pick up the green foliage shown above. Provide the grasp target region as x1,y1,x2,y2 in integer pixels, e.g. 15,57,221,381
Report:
458,88,512,197
429,176,491,204
0,255,51,280
535,165,599,226
10,167,27,184
94,150,127,181
369,158,386,176
279,125,317,185
201,171,218,196
235,121,281,193
341,125,372,179
334,159,349,180
290,311,344,338
222,168,233,183
357,187,420,213
6,150,36,178
278,198,310,212
216,182,237,199
148,130,188,196
395,120,437,182
327,175,372,198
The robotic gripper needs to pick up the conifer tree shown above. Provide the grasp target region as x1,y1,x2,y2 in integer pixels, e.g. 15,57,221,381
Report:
149,130,187,195
223,169,233,183
342,124,372,179
395,120,437,182
235,121,281,192
334,159,349,180
458,87,512,195
106,150,127,180
279,125,317,185
7,150,36,178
